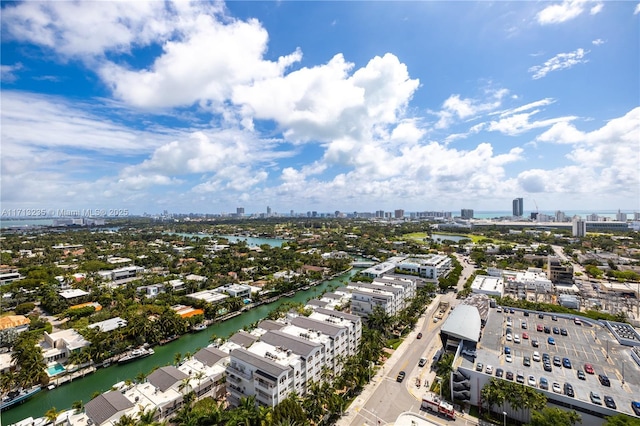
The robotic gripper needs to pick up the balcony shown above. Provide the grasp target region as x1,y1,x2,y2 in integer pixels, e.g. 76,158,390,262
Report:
228,364,253,380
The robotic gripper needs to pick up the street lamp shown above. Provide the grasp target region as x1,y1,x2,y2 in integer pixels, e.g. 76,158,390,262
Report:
503,411,507,426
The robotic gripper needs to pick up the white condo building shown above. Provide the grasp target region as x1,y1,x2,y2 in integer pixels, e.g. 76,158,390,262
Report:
225,310,361,408
395,254,452,281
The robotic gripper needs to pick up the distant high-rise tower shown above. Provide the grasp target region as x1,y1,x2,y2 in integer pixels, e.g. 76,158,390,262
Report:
512,198,523,217
267,206,272,216
236,207,245,216
572,217,586,237
461,209,474,219
394,209,405,219
616,209,627,222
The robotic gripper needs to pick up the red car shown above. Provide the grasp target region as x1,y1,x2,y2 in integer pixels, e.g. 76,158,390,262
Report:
584,363,595,374
522,332,529,340
417,332,423,339
537,324,543,332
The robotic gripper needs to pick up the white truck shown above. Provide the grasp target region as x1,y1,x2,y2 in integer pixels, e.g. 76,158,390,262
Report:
421,393,456,420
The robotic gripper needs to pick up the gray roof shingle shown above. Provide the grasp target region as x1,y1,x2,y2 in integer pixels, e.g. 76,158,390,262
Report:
229,330,259,348
291,316,346,337
147,366,189,392
260,330,323,358
85,391,134,425
194,346,228,367
231,347,290,378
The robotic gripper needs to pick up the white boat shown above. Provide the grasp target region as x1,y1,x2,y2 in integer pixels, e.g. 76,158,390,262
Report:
191,323,207,332
117,347,154,365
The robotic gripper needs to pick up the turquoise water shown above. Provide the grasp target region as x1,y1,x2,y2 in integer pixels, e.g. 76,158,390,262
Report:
46,363,65,376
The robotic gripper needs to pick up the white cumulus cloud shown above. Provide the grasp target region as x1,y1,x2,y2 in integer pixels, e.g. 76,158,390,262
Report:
537,0,603,25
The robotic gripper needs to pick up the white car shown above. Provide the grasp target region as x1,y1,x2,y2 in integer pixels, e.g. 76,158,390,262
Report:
514,334,521,344
552,382,562,394
505,354,513,363
506,319,513,327
486,365,493,375
532,351,541,362
528,375,536,387
506,334,513,342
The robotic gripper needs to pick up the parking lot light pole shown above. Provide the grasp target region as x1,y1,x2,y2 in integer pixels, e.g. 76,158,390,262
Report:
503,411,507,426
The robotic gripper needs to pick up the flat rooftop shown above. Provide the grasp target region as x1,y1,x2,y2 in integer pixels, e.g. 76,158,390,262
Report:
461,307,640,418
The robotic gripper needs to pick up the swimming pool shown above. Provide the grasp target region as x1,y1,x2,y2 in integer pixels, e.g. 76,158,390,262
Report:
46,363,65,377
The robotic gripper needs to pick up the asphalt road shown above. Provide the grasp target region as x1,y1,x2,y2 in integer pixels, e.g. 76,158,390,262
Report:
341,260,473,426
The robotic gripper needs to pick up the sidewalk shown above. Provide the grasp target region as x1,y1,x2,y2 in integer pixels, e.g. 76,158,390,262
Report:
337,295,480,426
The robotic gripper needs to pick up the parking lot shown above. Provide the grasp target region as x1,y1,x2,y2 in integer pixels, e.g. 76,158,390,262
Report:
465,307,640,418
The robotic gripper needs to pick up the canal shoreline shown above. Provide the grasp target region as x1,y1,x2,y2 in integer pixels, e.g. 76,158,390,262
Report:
3,266,360,425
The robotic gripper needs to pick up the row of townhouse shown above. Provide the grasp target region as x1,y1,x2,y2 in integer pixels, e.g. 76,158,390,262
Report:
346,276,417,318
225,307,363,407
61,346,228,426
51,304,362,425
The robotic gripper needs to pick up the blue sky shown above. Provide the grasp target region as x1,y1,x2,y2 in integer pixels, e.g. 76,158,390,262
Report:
1,0,639,216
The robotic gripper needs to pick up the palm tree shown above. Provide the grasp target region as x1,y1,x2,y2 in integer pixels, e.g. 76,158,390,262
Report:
44,407,61,425
174,352,182,366
71,400,84,414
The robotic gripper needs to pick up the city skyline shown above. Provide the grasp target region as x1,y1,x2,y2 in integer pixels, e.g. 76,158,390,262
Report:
1,1,639,214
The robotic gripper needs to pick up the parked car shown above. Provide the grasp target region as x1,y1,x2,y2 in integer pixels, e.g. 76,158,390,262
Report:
564,382,575,397
563,357,572,369
539,377,549,390
521,321,528,329
604,396,616,409
522,332,529,340
417,332,423,339
506,371,514,381
531,338,539,347
524,311,529,316
485,365,493,375
462,349,477,357
523,356,531,367
504,346,511,355
538,313,545,319
590,391,602,405
547,337,556,345
553,327,560,334
537,324,543,332
505,354,512,363
631,401,640,416
516,371,525,384
584,363,595,374
598,374,611,387
544,326,551,334
528,375,536,386
544,362,553,372
506,333,512,342
574,317,582,325
553,356,561,367
533,351,541,362
396,371,406,382
560,328,568,336
418,357,427,367
476,363,483,372
552,382,562,393
514,334,521,344
496,368,504,378
552,315,558,321
577,370,586,380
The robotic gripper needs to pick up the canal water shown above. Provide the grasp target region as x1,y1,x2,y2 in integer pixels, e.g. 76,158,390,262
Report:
3,268,361,425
